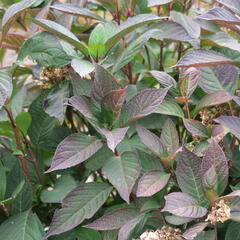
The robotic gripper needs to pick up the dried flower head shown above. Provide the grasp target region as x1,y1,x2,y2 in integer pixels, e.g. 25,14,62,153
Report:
134,226,183,240
206,200,231,224
37,65,70,89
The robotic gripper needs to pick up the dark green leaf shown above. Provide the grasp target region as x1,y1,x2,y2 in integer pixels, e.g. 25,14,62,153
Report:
17,32,71,67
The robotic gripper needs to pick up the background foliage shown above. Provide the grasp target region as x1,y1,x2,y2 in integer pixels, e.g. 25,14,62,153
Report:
0,0,240,239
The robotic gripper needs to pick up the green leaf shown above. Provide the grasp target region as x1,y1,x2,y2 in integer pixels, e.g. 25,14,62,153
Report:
102,152,141,203
155,100,184,118
0,70,12,109
15,112,32,136
148,0,173,7
0,210,44,240
46,182,112,237
1,0,38,38
105,14,165,52
0,161,6,201
17,32,71,67
28,95,56,148
44,81,70,124
88,23,110,58
11,86,27,118
85,144,114,171
76,227,102,240
5,161,32,214
225,222,240,240
112,29,161,73
40,175,77,203
32,19,88,55
202,32,240,51
71,58,94,77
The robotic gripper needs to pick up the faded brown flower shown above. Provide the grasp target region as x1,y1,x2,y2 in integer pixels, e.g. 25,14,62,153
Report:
134,226,183,240
206,200,231,224
37,65,70,89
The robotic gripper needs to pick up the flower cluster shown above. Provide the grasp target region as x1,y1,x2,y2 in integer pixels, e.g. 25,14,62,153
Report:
38,65,70,89
134,226,183,240
206,200,231,224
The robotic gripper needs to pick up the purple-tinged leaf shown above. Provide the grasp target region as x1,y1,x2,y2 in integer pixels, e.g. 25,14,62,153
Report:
102,152,141,203
44,82,69,124
101,88,126,123
214,116,240,140
148,0,173,7
202,166,218,191
160,118,179,154
51,3,105,21
197,7,240,25
97,127,129,152
199,65,239,94
165,215,194,226
215,0,240,15
69,95,96,120
165,215,193,225
211,124,229,143
174,49,238,68
194,90,232,115
136,124,164,156
2,0,38,38
183,119,208,138
118,214,146,240
45,182,112,237
45,133,102,173
84,207,140,230
150,71,177,88
171,11,200,39
176,148,208,206
179,67,200,97
162,192,208,218
0,71,12,109
152,21,199,48
201,140,228,194
233,96,240,106
182,222,208,240
218,190,240,201
136,171,170,197
119,88,169,126
92,64,120,102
